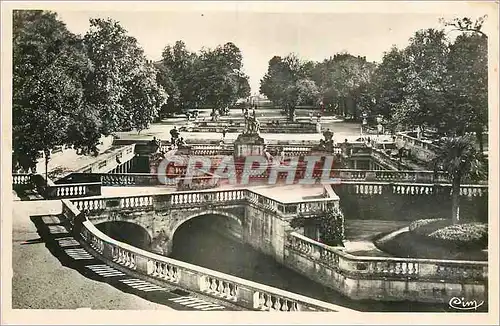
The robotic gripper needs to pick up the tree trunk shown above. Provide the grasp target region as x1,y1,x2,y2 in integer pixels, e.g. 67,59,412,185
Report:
476,127,484,154
451,176,461,224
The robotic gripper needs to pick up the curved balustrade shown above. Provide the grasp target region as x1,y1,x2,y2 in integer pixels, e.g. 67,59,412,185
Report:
170,189,247,207
286,232,487,282
60,199,352,312
120,196,154,209
148,260,180,283
200,275,239,302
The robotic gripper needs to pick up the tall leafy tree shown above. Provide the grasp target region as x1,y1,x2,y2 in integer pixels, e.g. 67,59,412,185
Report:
290,204,345,246
369,47,409,128
396,29,450,133
444,17,488,151
198,43,250,109
260,54,320,113
159,41,201,111
13,10,92,171
83,18,166,134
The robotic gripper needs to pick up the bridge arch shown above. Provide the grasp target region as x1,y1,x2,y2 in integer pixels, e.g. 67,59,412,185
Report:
94,220,152,251
170,209,243,239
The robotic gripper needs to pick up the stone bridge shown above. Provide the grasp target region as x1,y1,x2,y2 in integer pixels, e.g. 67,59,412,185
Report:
71,187,336,258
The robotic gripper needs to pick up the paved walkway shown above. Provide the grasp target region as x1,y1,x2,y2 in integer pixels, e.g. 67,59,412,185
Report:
11,201,175,310
10,200,243,311
114,120,366,143
31,136,117,179
343,220,410,257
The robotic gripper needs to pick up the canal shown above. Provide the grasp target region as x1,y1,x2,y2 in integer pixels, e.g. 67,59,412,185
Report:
97,215,459,312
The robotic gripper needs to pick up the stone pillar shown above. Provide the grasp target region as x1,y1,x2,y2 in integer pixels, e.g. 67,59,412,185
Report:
353,160,358,169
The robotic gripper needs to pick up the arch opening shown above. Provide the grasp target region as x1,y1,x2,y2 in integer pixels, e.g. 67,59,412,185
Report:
95,221,152,251
170,213,243,257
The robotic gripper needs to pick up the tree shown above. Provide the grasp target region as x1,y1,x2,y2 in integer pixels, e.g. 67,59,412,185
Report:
444,16,488,151
13,10,93,174
260,54,302,110
369,47,409,129
159,41,199,111
440,15,488,37
290,204,345,246
84,18,166,134
432,135,485,224
397,29,450,133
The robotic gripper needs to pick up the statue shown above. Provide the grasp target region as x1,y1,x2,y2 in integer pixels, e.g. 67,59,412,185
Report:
243,114,260,135
323,128,334,143
313,128,335,152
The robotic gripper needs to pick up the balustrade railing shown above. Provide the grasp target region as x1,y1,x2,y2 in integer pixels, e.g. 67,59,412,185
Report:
60,184,487,310
12,173,32,186
396,133,439,152
44,182,102,199
64,199,351,312
286,232,487,282
338,181,488,197
72,194,154,213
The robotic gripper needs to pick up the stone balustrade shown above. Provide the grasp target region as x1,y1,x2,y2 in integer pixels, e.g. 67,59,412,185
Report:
44,182,102,199
70,187,332,221
286,232,487,282
61,200,352,312
100,173,168,186
12,173,32,186
339,181,488,197
61,196,488,306
396,133,440,151
73,144,136,175
72,194,155,213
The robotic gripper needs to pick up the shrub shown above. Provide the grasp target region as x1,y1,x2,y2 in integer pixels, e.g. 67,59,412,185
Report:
408,218,488,249
429,223,488,247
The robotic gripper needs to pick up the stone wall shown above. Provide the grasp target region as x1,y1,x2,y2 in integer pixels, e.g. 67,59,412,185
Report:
332,185,488,222
283,236,487,305
243,204,292,264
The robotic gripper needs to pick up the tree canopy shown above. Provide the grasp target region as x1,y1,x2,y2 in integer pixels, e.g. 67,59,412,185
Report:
156,41,251,115
259,16,488,141
13,11,167,170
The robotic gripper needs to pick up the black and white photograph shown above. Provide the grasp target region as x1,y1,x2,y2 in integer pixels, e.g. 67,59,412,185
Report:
1,1,498,324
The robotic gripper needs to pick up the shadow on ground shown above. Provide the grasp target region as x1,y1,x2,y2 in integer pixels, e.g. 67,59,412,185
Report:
28,215,214,310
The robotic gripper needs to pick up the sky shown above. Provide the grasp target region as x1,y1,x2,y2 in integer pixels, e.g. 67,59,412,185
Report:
53,4,493,94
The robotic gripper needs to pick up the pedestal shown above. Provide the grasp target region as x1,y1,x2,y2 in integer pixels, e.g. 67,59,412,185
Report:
234,133,266,157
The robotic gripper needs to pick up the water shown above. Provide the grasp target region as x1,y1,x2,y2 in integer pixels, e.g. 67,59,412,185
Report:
169,216,452,312
96,216,478,312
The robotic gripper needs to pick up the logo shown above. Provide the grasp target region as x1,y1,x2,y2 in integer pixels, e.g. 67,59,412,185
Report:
154,154,342,186
448,297,485,311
